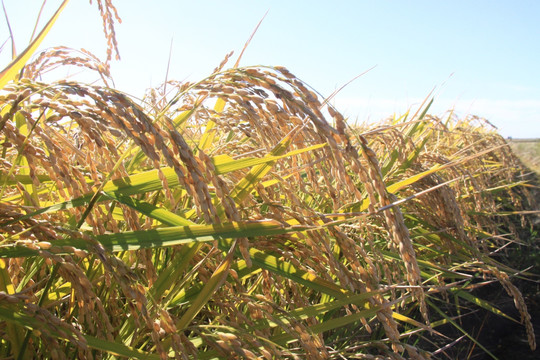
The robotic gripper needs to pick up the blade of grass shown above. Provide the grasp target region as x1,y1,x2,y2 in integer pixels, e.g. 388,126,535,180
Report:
0,0,71,88
5,143,326,223
226,129,294,206
1,0,16,59
0,220,314,258
455,290,520,323
427,298,498,360
0,259,25,357
173,240,237,331
0,306,160,359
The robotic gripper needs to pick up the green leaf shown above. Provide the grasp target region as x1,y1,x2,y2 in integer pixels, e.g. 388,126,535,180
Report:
227,132,294,206
174,243,236,331
427,298,498,360
212,142,326,175
198,98,226,150
0,306,159,359
84,335,161,360
6,142,326,224
0,220,314,258
104,192,193,226
270,306,380,346
149,242,204,304
0,260,25,357
455,290,519,323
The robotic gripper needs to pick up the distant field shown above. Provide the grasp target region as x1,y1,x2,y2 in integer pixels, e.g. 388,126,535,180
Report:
508,139,540,175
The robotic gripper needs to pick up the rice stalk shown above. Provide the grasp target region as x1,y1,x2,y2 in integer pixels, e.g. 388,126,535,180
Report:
0,2,538,359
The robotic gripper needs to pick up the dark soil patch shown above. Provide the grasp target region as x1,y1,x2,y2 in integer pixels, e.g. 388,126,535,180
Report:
419,166,540,359
465,283,540,359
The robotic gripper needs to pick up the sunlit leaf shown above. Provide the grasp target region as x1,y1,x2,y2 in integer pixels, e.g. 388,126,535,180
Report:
0,0,71,88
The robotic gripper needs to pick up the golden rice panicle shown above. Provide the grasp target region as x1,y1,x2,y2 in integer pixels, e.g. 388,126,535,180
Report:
23,47,113,87
21,301,88,357
213,50,235,73
90,0,122,63
358,136,428,322
189,66,432,354
2,15,539,356
486,266,536,351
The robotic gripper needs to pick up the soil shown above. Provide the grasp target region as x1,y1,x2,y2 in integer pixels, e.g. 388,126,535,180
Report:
418,258,540,359
466,281,540,359
421,170,540,359
462,173,540,359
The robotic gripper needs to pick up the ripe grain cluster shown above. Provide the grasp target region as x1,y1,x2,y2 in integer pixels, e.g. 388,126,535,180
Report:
0,1,538,359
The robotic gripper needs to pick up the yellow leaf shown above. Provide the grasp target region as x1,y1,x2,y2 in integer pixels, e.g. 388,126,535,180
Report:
0,0,71,88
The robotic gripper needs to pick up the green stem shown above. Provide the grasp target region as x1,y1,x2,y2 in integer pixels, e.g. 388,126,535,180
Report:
16,191,103,359
17,263,60,360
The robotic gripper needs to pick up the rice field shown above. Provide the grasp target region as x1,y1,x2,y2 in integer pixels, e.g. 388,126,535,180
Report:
0,2,539,359
509,139,540,175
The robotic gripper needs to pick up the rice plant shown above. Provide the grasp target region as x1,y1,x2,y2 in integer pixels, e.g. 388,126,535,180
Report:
0,1,538,359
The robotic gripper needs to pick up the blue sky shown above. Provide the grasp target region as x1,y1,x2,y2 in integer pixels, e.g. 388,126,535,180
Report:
2,1,539,137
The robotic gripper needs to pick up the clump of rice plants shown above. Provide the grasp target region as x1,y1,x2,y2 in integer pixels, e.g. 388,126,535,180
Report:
509,139,540,175
0,2,538,359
